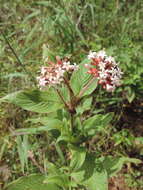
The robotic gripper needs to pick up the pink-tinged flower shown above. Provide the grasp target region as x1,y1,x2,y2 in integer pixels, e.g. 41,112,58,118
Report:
86,50,123,92
37,57,78,89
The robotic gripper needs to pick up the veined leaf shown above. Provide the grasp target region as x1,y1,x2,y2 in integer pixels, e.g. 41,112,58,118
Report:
71,154,108,190
16,136,29,173
56,135,75,144
26,116,58,125
81,78,98,97
70,59,97,97
102,156,141,177
70,146,86,171
84,169,108,190
55,143,65,164
76,97,92,115
6,174,60,190
83,113,113,132
0,89,63,113
14,125,61,136
46,162,61,176
26,118,62,129
44,174,69,190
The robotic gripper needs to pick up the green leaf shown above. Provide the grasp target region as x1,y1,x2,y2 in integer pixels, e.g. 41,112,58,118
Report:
16,136,29,173
56,135,76,144
19,118,63,135
70,59,97,97
76,97,92,115
56,119,76,143
0,89,63,113
70,146,86,171
46,162,61,175
102,156,141,177
82,78,98,97
44,174,69,190
71,155,108,190
125,86,135,103
26,116,59,125
84,169,108,190
55,143,66,164
74,117,82,131
14,125,61,135
83,113,113,133
101,113,113,126
60,85,70,102
6,174,60,190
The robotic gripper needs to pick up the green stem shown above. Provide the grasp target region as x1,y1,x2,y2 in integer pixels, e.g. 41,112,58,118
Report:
56,88,75,114
70,113,74,132
56,88,69,108
55,143,65,164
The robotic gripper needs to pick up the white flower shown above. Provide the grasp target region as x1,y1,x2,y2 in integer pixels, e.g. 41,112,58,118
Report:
105,56,115,63
88,51,97,59
97,50,106,59
62,61,71,70
62,61,78,71
39,78,47,87
111,75,121,86
71,63,79,71
98,70,109,79
98,61,106,71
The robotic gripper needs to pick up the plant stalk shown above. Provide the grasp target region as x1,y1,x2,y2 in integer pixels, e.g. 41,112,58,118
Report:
56,88,75,114
56,88,69,109
63,76,75,97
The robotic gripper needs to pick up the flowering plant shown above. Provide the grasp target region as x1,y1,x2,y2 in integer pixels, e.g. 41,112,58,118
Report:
1,49,140,190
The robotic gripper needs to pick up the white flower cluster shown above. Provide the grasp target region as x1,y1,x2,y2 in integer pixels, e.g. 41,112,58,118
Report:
62,61,78,71
87,50,123,92
37,59,78,88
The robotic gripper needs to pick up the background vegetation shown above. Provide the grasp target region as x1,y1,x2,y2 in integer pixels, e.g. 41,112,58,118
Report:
0,0,143,189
